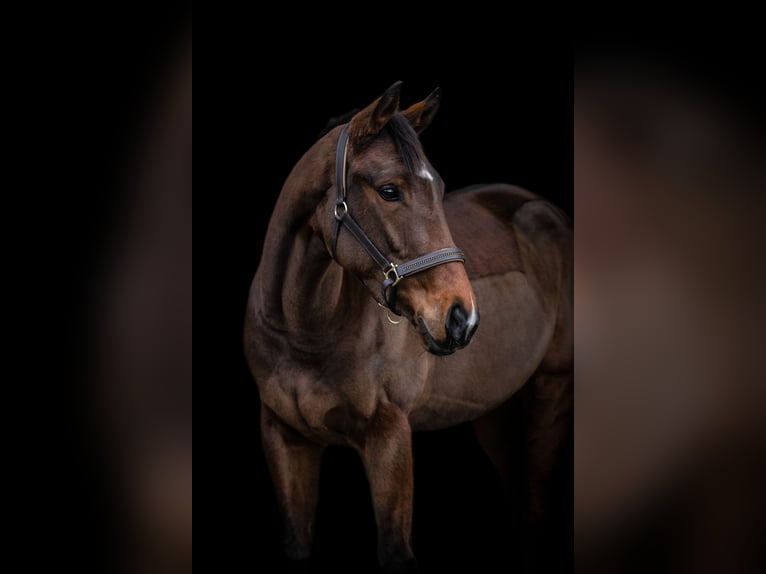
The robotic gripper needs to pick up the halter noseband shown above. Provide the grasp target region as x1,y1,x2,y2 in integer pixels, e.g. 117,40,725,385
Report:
330,124,466,314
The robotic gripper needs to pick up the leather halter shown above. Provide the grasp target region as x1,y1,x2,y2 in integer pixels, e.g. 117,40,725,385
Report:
330,124,466,314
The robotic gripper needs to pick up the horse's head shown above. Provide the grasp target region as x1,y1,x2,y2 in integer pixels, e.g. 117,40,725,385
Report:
320,82,478,355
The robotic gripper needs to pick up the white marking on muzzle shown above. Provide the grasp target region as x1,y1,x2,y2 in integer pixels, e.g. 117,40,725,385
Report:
466,293,478,330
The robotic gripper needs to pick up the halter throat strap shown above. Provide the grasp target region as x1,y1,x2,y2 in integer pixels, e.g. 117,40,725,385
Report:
330,125,466,312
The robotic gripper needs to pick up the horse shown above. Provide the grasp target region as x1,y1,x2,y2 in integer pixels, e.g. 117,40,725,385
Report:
244,82,572,573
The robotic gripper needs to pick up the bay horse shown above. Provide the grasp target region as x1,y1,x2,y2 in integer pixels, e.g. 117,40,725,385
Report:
244,82,572,573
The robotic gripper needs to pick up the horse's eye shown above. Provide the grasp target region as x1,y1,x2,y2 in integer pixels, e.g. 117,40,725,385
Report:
377,185,402,202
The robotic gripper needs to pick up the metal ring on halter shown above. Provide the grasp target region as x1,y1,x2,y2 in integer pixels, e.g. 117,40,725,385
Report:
377,302,403,324
385,309,403,325
334,201,348,220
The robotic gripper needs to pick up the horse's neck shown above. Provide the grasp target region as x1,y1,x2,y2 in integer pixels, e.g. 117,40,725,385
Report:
256,136,368,334
279,228,366,331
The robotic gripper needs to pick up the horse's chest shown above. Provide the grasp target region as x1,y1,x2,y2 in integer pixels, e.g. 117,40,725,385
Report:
260,345,429,445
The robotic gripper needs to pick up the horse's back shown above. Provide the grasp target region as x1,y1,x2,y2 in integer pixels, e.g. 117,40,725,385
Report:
445,183,571,282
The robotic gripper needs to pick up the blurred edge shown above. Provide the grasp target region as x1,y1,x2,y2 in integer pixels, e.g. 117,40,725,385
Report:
575,49,766,573
86,10,192,574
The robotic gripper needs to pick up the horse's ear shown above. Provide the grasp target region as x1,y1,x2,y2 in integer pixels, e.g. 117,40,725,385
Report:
349,81,402,140
402,87,441,134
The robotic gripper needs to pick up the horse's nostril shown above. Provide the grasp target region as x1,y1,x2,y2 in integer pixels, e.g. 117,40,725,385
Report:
447,302,468,342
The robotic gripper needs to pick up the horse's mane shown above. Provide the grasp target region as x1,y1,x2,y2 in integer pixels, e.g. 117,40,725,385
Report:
319,110,424,175
318,109,358,138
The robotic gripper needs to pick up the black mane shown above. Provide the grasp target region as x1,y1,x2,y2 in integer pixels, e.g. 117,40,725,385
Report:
317,109,358,138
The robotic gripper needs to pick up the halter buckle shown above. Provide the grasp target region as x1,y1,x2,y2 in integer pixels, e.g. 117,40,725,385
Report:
383,262,402,286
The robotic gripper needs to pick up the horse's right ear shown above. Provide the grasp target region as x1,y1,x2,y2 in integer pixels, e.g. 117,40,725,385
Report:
402,87,441,134
349,81,402,140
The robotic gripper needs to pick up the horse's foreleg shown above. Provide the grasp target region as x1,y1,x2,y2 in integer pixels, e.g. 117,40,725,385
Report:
260,404,324,563
356,402,418,574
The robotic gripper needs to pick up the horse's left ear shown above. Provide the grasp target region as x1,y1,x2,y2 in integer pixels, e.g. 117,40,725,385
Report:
349,81,402,140
402,87,441,134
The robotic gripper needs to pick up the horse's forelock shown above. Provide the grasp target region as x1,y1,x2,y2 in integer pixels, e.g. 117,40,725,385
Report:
319,110,425,176
383,113,426,175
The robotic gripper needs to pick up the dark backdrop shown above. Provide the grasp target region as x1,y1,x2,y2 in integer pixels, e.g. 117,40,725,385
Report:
28,15,573,566
45,8,571,569
202,65,572,573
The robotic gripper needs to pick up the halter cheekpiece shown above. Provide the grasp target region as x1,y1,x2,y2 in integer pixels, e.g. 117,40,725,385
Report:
330,125,466,315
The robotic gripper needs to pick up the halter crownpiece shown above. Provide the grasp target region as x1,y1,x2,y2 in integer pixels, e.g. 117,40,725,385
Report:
330,125,466,314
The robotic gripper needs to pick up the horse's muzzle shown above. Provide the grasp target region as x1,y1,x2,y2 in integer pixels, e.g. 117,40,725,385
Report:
417,301,479,356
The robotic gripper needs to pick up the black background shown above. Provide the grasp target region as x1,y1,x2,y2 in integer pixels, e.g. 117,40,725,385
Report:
204,65,572,572
45,11,572,571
